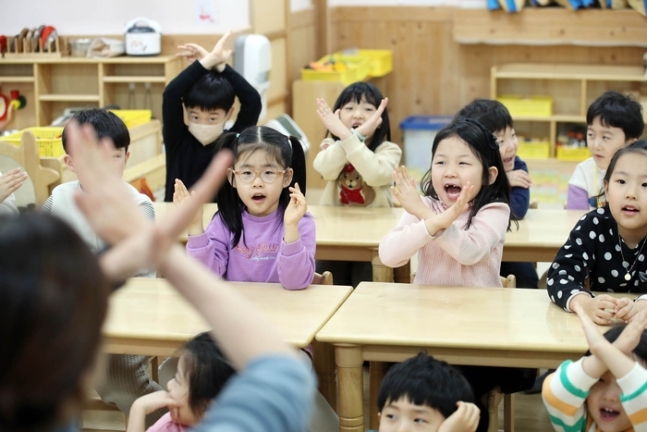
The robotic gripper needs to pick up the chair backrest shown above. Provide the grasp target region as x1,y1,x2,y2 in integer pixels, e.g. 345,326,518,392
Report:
312,271,333,285
0,132,60,206
500,274,516,288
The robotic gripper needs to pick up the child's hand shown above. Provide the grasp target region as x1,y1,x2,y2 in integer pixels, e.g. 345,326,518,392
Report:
316,98,352,141
173,179,202,227
433,182,474,231
570,294,618,325
438,402,480,432
187,31,233,70
0,168,27,202
176,43,209,62
506,169,532,189
574,301,611,356
284,183,307,227
613,309,647,356
355,98,388,139
616,298,647,323
133,390,178,415
391,166,426,219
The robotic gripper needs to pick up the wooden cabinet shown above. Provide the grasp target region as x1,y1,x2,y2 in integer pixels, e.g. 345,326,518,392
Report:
491,63,647,158
0,56,182,129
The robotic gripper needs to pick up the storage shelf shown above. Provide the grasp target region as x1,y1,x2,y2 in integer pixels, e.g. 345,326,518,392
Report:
102,76,167,83
514,115,585,123
0,76,35,83
39,94,101,102
493,64,647,82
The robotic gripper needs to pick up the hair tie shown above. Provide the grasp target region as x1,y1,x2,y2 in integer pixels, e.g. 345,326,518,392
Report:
236,133,240,138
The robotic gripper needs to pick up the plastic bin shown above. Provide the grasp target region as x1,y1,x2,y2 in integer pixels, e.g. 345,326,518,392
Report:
557,145,590,161
301,54,370,86
497,96,553,117
337,49,393,77
109,110,152,128
516,139,550,159
2,127,65,157
400,116,453,182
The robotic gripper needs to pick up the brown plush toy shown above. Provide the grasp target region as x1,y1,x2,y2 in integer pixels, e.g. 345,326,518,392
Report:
338,163,375,206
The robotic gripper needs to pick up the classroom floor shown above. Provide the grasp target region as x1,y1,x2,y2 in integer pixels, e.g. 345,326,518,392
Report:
82,368,555,432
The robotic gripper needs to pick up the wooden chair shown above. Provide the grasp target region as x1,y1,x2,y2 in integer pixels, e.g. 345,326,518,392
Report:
311,271,336,410
0,131,59,207
487,274,517,432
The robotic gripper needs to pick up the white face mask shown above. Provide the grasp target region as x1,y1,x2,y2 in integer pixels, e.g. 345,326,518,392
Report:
188,122,224,146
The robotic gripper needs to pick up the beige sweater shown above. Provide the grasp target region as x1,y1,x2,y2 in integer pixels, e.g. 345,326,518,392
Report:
313,134,402,208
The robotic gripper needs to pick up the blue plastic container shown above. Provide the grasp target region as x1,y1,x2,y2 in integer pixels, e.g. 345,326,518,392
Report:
400,116,452,182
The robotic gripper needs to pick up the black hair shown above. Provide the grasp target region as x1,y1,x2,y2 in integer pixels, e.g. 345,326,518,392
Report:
183,72,236,112
212,126,307,247
61,108,130,153
585,324,647,367
377,353,474,419
453,99,514,135
602,139,647,188
330,82,391,152
181,332,236,416
421,119,513,229
0,214,109,432
586,90,644,141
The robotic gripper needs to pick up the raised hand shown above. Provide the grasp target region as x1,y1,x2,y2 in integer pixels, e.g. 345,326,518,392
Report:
179,30,233,70
433,182,474,231
284,183,307,227
0,168,27,202
391,166,426,219
173,179,203,229
315,98,352,141
355,97,388,138
438,402,480,432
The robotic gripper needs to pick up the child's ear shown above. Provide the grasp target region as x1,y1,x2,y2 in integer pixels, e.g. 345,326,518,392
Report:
627,137,637,145
488,166,498,185
227,168,236,188
63,154,75,173
283,168,294,188
225,107,234,122
125,150,131,164
182,104,189,126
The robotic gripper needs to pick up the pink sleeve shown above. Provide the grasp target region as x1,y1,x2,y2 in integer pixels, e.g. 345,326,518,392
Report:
433,203,509,265
277,213,316,290
146,413,186,432
379,209,433,268
566,185,590,210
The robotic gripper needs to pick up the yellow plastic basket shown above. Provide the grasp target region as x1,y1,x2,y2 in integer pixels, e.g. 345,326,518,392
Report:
517,139,550,159
301,54,370,86
557,146,590,161
497,96,553,117
109,110,152,128
337,49,393,77
2,127,65,157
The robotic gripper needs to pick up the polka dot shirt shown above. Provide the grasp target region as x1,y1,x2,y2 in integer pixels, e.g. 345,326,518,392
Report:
547,206,647,311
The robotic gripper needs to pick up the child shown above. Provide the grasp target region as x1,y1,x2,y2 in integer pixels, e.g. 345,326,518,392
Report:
548,140,647,324
313,82,401,286
377,353,479,432
379,119,511,287
177,125,315,290
0,168,27,215
40,108,163,428
163,31,261,203
567,90,644,210
543,302,647,432
454,98,537,288
1,122,316,432
127,333,236,432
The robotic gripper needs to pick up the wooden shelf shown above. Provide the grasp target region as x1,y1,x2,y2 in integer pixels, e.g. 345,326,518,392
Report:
0,76,35,83
514,114,585,123
102,76,167,83
494,64,647,82
39,94,101,102
0,55,179,65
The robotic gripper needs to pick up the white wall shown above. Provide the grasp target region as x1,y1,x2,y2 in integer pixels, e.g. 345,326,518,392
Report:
291,0,314,11
327,0,486,7
0,0,250,35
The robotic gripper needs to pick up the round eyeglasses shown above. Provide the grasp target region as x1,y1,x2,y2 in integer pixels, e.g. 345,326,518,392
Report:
232,169,286,184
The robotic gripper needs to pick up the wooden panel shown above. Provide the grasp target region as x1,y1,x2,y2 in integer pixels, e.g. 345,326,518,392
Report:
269,38,288,103
288,7,318,84
454,9,647,47
329,6,646,145
252,0,286,34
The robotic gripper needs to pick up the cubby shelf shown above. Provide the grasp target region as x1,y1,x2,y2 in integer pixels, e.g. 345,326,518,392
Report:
0,76,35,83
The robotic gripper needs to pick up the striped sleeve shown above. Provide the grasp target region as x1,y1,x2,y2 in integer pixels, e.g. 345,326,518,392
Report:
542,359,597,432
618,363,647,431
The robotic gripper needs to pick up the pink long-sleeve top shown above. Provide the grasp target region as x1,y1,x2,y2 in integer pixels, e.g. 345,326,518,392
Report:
379,197,510,287
186,208,316,290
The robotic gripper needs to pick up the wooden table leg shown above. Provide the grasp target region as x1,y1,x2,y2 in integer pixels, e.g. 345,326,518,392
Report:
336,344,364,432
372,255,393,282
369,361,388,430
393,261,411,283
313,340,337,411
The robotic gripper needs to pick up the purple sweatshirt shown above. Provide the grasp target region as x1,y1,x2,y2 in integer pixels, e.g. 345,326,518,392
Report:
187,209,316,290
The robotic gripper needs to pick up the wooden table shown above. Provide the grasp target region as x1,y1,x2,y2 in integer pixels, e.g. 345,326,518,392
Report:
104,277,352,408
316,282,591,432
153,203,409,282
503,209,585,262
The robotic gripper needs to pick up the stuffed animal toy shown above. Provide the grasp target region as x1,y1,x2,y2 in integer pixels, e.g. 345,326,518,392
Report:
338,163,375,206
